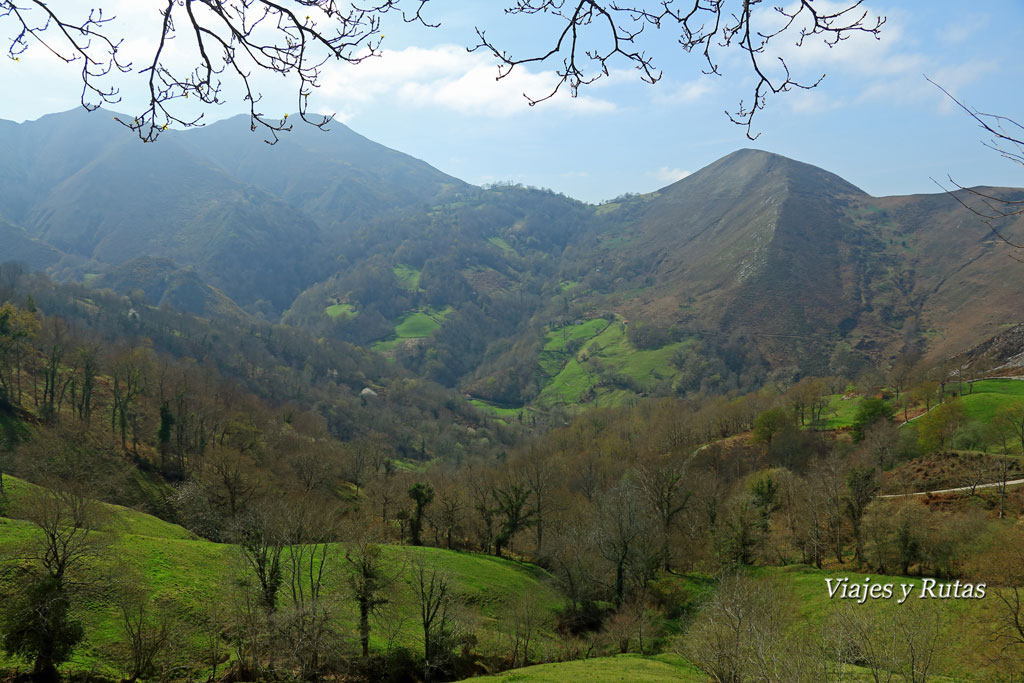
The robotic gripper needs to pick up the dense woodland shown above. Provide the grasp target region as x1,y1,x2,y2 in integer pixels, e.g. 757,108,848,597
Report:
4,256,1024,682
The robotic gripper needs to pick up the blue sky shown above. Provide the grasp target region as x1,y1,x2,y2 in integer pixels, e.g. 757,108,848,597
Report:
3,1,1024,203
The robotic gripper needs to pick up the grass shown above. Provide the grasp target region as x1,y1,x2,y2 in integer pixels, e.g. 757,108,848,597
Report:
0,476,564,676
470,399,528,422
661,565,985,681
392,264,422,291
475,653,706,682
394,306,453,339
535,319,686,408
324,302,356,319
487,236,515,255
959,379,1024,424
821,394,862,430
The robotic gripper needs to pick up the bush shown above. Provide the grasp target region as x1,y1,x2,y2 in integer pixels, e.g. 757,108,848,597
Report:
852,397,893,442
556,601,609,635
2,574,85,682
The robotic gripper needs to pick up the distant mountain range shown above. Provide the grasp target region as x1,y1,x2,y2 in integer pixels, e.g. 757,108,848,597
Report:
2,109,1022,404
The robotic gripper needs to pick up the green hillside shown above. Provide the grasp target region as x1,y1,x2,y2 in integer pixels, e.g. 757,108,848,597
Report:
395,307,453,339
535,318,685,408
0,477,564,678
474,653,705,682
960,379,1024,423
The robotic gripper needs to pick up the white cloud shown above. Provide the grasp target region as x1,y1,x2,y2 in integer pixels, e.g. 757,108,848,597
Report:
653,166,691,184
655,78,716,104
938,15,989,44
318,44,616,118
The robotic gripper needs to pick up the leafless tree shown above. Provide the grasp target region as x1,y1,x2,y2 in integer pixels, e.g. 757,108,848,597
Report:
473,1,884,138
636,455,691,571
410,557,462,683
830,598,949,683
1,0,434,143
1,483,112,681
681,573,812,682
116,585,174,683
4,1,885,142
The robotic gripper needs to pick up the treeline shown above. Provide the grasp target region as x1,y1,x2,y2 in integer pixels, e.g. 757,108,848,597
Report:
0,263,523,523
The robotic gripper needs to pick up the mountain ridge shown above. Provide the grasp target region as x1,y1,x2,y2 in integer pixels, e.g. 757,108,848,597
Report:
2,109,1023,404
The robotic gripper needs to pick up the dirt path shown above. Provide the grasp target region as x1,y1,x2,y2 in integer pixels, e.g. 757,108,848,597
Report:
879,478,1024,498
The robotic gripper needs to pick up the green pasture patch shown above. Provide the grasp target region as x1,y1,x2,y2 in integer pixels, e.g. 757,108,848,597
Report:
487,236,515,254
325,303,356,319
392,264,422,291
470,399,526,420
537,320,687,408
396,312,441,338
969,379,1024,397
477,653,706,682
822,394,861,430
542,318,609,353
960,392,1019,426
395,306,453,339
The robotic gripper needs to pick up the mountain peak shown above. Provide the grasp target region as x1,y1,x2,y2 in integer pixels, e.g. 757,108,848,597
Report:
664,148,866,198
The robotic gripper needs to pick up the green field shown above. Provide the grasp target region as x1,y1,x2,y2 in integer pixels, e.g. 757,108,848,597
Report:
392,264,422,291
470,399,529,422
821,394,862,429
474,653,705,682
0,477,564,677
487,236,515,254
324,302,356,319
536,319,685,408
2,474,1006,680
395,306,453,338
960,378,1024,424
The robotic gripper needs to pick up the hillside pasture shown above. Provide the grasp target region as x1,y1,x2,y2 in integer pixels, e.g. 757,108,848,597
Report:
0,478,564,677
473,654,706,682
395,306,453,338
324,302,357,319
392,264,422,291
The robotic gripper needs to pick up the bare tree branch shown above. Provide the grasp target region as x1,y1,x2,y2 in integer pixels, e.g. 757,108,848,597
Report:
471,0,884,139
927,76,1024,259
1,1,436,143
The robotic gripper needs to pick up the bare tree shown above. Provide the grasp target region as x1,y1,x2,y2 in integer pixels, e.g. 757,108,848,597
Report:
4,1,886,142
681,573,810,682
1,0,434,143
473,1,884,138
636,456,691,571
1,483,111,682
116,584,174,683
411,557,461,683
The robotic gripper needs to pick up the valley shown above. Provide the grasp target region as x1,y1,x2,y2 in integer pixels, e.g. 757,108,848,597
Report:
2,109,1024,682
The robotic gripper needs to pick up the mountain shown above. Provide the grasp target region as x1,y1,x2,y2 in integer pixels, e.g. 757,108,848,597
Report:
558,150,1024,375
0,109,469,314
174,115,470,236
3,110,1023,404
90,256,250,322
0,216,62,271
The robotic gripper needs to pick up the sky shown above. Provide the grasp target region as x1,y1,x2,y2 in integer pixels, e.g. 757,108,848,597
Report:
2,1,1024,203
